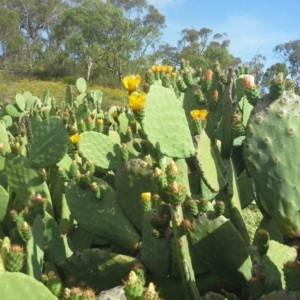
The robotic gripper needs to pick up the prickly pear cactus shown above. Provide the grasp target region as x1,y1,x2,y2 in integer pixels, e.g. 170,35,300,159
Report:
243,91,300,238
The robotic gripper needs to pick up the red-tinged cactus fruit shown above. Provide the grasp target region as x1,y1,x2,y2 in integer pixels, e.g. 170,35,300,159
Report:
9,209,18,222
214,200,225,217
205,69,213,81
120,143,129,163
58,167,70,182
126,126,133,141
165,159,182,184
23,206,35,225
20,221,32,241
243,74,256,89
285,78,296,92
182,68,194,87
283,261,300,291
199,198,208,213
255,229,270,255
186,199,199,217
180,219,192,235
247,276,265,300
5,244,25,272
161,73,171,88
192,85,205,105
176,76,188,92
70,287,83,297
47,271,63,297
145,69,155,85
69,160,79,179
81,288,96,300
149,211,169,230
123,270,144,300
269,72,285,100
131,261,147,286
167,181,187,206
152,167,168,193
90,182,101,199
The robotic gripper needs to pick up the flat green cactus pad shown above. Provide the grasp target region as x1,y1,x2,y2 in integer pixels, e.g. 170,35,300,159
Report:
115,158,155,232
188,210,252,285
0,185,9,223
29,116,69,168
79,131,123,170
5,154,53,215
243,91,300,238
63,248,136,292
0,272,58,300
140,210,172,279
193,132,227,192
142,85,195,158
65,177,140,251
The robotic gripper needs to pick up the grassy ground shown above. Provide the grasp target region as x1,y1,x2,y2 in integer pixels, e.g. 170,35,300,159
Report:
0,74,127,110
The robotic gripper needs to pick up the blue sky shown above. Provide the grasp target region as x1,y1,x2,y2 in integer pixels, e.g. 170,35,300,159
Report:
147,0,300,71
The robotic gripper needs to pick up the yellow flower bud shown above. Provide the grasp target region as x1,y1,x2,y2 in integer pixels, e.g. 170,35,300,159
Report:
97,118,104,125
141,192,151,203
122,75,142,93
190,109,208,120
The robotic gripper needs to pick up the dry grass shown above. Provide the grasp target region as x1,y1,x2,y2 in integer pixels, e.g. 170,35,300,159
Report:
0,74,128,109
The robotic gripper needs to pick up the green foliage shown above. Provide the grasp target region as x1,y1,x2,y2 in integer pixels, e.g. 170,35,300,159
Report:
0,65,299,300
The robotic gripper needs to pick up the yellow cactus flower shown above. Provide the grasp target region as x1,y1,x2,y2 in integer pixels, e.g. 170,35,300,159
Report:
97,119,104,125
111,111,118,118
161,65,173,73
171,72,177,79
190,109,208,120
128,91,147,111
122,75,142,93
141,192,151,203
70,134,82,144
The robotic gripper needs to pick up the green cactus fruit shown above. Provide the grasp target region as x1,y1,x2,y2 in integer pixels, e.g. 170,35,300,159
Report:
254,229,270,255
46,271,63,297
5,244,25,272
66,177,140,251
214,200,225,216
188,210,252,285
247,276,265,300
243,90,300,238
141,282,160,300
283,261,300,291
142,84,195,158
63,248,136,292
124,271,144,300
253,216,283,244
182,69,194,87
269,73,285,100
0,272,58,300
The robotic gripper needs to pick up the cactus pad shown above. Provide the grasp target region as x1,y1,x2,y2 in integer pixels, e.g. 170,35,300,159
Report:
142,85,195,158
